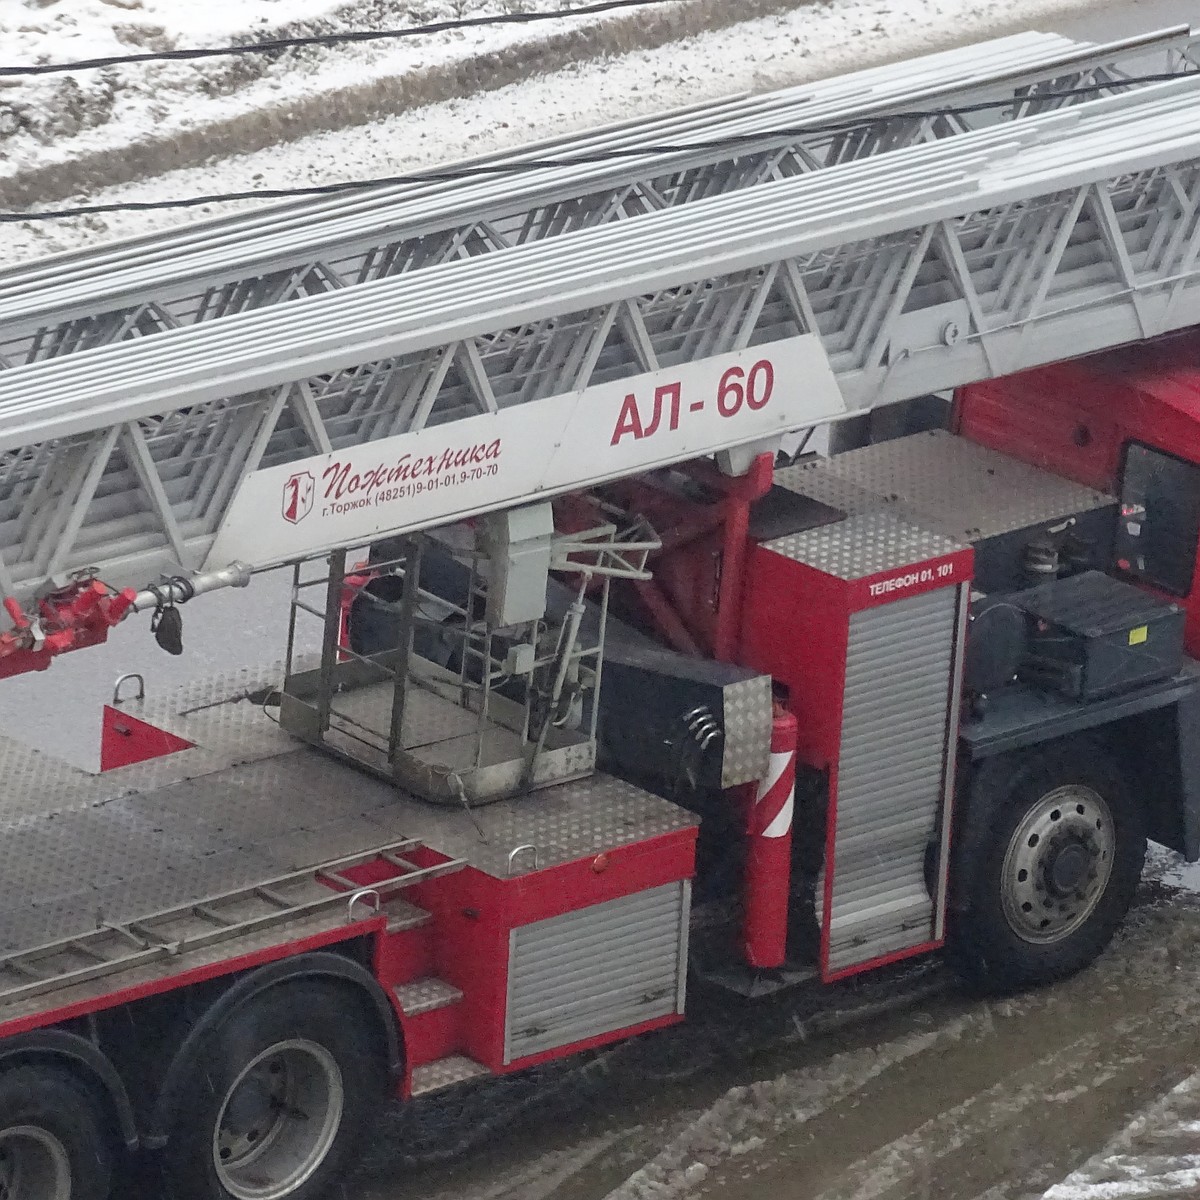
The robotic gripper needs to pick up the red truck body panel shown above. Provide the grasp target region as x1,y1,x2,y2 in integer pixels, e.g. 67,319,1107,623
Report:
957,331,1200,652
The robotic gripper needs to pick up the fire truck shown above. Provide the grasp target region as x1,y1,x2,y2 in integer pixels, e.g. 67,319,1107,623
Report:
0,24,1197,1200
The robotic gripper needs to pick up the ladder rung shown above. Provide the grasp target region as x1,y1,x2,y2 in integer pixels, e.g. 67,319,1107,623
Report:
192,904,236,926
251,887,293,910
375,857,466,890
371,837,423,857
67,940,112,963
126,923,175,949
379,852,420,873
315,869,358,890
102,923,151,951
7,959,47,981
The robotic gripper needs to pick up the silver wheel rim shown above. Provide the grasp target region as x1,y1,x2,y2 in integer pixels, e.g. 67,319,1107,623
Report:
0,1125,71,1200
1000,784,1116,945
213,1038,344,1200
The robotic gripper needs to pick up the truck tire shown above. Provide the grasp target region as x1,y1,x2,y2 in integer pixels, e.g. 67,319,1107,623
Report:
159,981,388,1200
0,1064,113,1200
948,741,1146,994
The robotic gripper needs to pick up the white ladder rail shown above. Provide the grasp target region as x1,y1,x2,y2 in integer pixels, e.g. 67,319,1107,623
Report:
0,28,1191,371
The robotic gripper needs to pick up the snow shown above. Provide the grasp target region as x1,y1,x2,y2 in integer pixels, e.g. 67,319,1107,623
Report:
1043,1073,1200,1199
1145,844,1200,896
2,0,1112,266
0,0,641,190
605,1011,986,1200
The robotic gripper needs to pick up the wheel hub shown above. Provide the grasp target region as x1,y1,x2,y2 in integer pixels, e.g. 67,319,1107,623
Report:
1045,839,1092,896
213,1038,344,1200
223,1072,276,1136
1000,784,1115,945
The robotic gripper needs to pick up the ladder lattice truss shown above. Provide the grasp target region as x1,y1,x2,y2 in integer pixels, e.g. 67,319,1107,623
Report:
0,42,1199,600
0,27,1193,369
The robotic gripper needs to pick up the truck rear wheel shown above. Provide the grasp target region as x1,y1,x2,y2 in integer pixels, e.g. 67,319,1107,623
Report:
949,741,1146,994
160,982,388,1200
0,1065,113,1200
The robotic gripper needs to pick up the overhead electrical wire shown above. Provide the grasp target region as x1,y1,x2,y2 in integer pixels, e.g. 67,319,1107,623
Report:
0,70,1196,224
0,0,690,77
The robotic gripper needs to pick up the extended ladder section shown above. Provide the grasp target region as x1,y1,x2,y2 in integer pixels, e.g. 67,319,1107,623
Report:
0,28,1192,370
2,72,1200,598
0,840,463,1006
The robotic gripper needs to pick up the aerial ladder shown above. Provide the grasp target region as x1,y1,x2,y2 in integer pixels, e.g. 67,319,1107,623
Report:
0,61,1197,611
0,26,1194,371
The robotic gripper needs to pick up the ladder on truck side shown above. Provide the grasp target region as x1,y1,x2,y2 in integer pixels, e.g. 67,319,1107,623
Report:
0,840,463,1007
0,28,1193,371
1,72,1200,598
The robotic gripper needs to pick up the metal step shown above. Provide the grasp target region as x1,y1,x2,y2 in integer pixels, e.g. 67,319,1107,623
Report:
383,897,432,933
410,1054,491,1097
692,959,818,999
0,839,464,1005
393,977,463,1016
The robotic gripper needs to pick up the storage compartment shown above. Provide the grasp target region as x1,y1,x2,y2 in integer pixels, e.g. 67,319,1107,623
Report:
1015,570,1185,701
504,881,689,1064
740,508,973,980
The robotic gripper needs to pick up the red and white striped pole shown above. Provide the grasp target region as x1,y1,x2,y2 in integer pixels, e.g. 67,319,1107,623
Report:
741,708,798,969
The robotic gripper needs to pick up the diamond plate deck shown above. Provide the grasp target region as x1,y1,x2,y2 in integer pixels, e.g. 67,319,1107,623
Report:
393,978,463,1016
778,431,1114,543
0,657,307,827
763,510,963,581
0,670,695,957
410,1055,490,1096
719,675,772,790
383,897,432,932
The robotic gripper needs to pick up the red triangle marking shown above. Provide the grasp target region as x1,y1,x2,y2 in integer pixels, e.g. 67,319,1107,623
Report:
100,704,193,772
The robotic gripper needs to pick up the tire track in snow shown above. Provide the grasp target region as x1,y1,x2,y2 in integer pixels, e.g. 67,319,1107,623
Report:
603,1008,985,1200
810,988,1200,1200
810,1025,1118,1200
1041,1072,1200,1200
368,1132,625,1200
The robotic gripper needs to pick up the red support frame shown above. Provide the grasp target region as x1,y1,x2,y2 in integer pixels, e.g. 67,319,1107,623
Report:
597,452,775,661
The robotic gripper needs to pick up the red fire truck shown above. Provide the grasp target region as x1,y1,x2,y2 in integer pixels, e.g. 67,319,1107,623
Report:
0,26,1199,1199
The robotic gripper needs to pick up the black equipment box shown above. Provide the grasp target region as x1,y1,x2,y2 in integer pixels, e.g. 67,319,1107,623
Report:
1014,570,1185,701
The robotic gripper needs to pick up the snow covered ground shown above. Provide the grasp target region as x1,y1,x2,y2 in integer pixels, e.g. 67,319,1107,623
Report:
0,0,1143,265
0,0,643,185
3,0,710,210
1043,1071,1200,1199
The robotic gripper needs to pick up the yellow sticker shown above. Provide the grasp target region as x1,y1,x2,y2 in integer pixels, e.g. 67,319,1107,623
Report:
1129,625,1148,646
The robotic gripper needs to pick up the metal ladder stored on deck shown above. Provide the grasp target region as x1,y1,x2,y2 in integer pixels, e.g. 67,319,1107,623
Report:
0,840,463,1006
